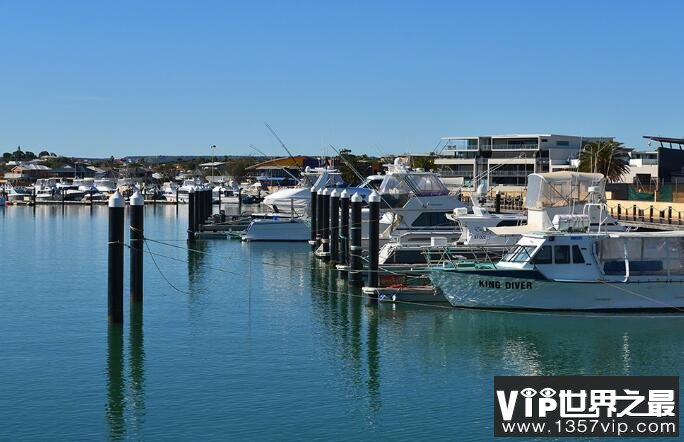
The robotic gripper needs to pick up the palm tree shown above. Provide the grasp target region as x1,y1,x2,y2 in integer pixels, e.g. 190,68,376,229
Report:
577,140,630,182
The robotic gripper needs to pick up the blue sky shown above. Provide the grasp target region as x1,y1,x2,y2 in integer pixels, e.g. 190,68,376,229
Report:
0,0,682,157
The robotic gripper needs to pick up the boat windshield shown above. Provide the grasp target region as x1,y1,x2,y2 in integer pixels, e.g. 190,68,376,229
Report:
298,174,319,188
378,173,448,196
312,172,346,188
502,245,536,263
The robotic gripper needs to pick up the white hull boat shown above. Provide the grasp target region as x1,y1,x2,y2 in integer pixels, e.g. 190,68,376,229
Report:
431,229,684,311
241,218,310,241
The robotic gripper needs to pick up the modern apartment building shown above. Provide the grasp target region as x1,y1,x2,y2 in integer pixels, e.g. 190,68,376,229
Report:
435,133,612,189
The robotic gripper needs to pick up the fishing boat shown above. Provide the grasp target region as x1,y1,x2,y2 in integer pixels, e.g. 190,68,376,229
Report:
430,229,684,311
34,178,60,202
6,184,33,203
94,178,117,193
261,166,374,214
377,184,525,265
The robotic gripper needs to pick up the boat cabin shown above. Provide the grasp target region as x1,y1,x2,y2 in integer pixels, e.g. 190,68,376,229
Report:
498,231,684,282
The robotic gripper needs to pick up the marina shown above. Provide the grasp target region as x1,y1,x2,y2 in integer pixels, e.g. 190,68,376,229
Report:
3,1,684,438
3,203,684,439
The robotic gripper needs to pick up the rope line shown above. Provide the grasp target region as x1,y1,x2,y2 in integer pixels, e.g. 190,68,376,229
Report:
110,233,684,315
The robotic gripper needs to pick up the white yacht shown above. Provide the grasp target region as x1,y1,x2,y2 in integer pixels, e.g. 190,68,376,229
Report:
94,178,117,193
367,159,467,241
34,178,60,201
165,178,204,203
261,167,372,215
431,229,684,311
6,184,33,203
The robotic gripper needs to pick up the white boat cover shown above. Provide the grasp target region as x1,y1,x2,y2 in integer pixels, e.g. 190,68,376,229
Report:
525,172,605,209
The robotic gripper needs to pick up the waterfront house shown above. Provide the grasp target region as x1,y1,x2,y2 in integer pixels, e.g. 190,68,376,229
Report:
434,134,613,190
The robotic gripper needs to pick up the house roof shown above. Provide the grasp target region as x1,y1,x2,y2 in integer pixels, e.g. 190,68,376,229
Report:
247,156,312,170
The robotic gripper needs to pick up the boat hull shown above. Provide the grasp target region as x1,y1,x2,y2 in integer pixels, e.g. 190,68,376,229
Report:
241,218,310,241
430,267,684,310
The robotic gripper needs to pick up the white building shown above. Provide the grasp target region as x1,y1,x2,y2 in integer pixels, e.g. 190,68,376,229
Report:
435,133,612,190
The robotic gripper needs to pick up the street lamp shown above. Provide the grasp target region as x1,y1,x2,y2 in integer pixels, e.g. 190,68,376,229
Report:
210,145,216,184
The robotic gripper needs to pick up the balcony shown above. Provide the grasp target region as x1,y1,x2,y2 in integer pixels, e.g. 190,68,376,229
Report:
488,170,533,177
438,168,474,177
490,142,539,150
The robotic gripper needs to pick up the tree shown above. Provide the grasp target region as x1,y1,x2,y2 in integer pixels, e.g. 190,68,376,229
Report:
338,153,374,185
411,154,435,171
578,140,630,182
227,157,257,181
12,146,23,161
39,150,50,157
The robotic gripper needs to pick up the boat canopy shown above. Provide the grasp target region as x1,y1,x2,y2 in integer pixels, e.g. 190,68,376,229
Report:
310,170,346,189
525,172,605,209
378,172,449,196
598,234,684,276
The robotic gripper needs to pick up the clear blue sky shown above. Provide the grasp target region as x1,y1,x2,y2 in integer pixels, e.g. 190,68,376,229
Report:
1,0,682,157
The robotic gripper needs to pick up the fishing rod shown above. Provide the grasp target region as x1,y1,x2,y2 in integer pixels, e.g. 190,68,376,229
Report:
264,123,301,171
249,143,300,183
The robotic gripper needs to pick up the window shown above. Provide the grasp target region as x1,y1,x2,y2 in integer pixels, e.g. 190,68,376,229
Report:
496,219,521,227
532,246,552,264
504,245,536,263
411,212,455,227
556,140,570,146
572,246,585,264
554,245,570,264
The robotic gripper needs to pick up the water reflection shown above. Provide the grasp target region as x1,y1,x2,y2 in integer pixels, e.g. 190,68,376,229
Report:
379,306,684,376
106,310,146,440
187,239,207,287
129,304,146,432
309,262,381,423
106,325,125,440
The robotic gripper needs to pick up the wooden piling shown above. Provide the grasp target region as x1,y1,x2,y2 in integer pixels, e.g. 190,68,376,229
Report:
349,193,363,287
108,191,125,324
494,190,501,214
129,191,144,304
367,191,380,293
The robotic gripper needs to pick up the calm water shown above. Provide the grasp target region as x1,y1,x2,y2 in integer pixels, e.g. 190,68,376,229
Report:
1,205,683,440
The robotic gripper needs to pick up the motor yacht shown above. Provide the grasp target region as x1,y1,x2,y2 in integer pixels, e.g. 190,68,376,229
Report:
431,228,684,311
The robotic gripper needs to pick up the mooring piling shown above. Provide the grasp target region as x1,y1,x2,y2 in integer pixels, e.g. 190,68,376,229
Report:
495,190,501,214
316,189,324,250
329,189,340,264
367,191,380,292
187,189,196,241
108,191,125,324
322,189,332,259
349,192,363,287
205,188,212,219
339,189,350,276
129,191,144,304
309,186,318,251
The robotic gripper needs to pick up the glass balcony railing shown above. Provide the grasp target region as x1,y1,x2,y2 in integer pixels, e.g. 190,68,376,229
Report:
443,144,479,151
490,142,539,150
